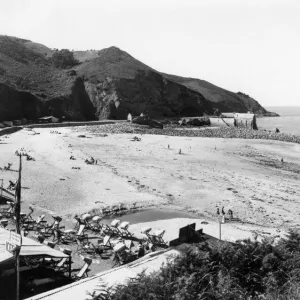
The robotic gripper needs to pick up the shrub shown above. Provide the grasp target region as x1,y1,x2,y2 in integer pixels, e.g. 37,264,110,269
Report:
51,49,79,68
89,231,300,300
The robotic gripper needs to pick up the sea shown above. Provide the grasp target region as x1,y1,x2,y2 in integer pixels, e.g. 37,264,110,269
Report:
257,107,300,136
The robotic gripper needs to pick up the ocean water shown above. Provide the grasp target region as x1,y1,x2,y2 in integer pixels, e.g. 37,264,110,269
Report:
257,107,300,135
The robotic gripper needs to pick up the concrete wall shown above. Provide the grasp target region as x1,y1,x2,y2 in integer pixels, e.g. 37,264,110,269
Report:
209,117,235,127
27,120,117,129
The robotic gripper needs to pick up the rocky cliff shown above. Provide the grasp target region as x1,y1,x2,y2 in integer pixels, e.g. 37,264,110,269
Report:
0,36,276,122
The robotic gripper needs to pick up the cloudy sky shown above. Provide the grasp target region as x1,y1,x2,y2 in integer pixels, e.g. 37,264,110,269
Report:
1,0,299,106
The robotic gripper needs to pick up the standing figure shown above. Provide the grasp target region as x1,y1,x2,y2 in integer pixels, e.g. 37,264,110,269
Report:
222,206,226,216
216,208,220,215
179,149,181,154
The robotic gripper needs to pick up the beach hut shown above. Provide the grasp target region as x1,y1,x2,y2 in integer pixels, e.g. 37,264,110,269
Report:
127,113,132,123
233,113,257,129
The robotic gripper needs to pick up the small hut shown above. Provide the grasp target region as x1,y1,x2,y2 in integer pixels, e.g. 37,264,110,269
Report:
127,113,133,123
233,113,257,130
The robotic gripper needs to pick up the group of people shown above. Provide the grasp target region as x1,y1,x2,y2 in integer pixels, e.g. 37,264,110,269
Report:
135,241,156,258
216,206,234,220
85,156,98,165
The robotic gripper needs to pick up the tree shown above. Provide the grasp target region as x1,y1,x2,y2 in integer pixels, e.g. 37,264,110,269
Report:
52,49,79,68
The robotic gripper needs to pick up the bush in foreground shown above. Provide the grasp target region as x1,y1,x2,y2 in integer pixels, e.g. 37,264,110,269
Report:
91,231,300,300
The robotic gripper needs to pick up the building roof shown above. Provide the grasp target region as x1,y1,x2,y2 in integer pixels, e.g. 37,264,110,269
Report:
220,113,235,118
0,228,68,266
38,116,53,120
233,113,255,119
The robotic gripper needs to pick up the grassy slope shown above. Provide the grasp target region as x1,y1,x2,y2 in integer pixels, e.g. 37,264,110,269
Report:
0,35,72,99
76,46,154,81
162,73,267,114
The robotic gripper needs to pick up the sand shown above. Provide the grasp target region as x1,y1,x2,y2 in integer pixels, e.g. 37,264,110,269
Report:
1,126,300,244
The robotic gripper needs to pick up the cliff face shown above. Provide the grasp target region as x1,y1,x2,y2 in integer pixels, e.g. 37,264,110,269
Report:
0,82,44,121
0,36,275,122
85,69,215,119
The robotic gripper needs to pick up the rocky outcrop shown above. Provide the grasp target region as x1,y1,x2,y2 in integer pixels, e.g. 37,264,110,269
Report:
179,117,210,126
0,82,45,121
0,78,96,122
46,77,97,121
85,70,216,120
132,115,163,129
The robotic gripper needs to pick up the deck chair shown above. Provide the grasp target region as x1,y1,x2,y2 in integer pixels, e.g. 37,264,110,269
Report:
0,219,8,228
44,215,62,237
74,257,92,280
76,234,90,254
110,219,121,235
124,240,134,252
141,227,153,243
81,213,93,230
89,216,103,232
20,206,34,224
76,224,86,237
1,202,15,218
150,229,167,247
119,221,132,238
97,235,113,250
112,243,135,267
74,215,85,230
55,248,72,273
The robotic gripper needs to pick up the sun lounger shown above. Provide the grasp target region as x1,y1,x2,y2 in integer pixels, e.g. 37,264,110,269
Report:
76,224,86,236
112,242,135,267
89,215,103,232
109,219,121,235
151,229,167,246
75,257,93,280
97,234,112,250
55,248,72,273
74,215,85,230
119,221,132,237
141,227,152,242
124,240,134,251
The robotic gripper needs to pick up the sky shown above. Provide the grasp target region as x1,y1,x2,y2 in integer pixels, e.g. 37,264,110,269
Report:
0,0,299,107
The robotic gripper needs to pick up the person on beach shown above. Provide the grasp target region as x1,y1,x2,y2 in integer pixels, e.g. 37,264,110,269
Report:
222,206,226,215
135,241,145,258
228,209,233,220
281,158,284,163
179,149,182,154
216,208,220,215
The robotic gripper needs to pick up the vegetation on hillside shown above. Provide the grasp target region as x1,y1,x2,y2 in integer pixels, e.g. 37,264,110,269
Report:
52,49,79,68
91,231,300,300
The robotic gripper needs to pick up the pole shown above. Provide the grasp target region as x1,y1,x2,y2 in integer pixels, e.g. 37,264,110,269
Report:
15,154,22,300
219,221,221,240
0,178,3,199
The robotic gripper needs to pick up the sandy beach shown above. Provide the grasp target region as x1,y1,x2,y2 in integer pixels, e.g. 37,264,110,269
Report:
1,125,300,244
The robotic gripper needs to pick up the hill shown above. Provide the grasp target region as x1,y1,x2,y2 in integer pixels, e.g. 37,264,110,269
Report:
0,35,276,121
